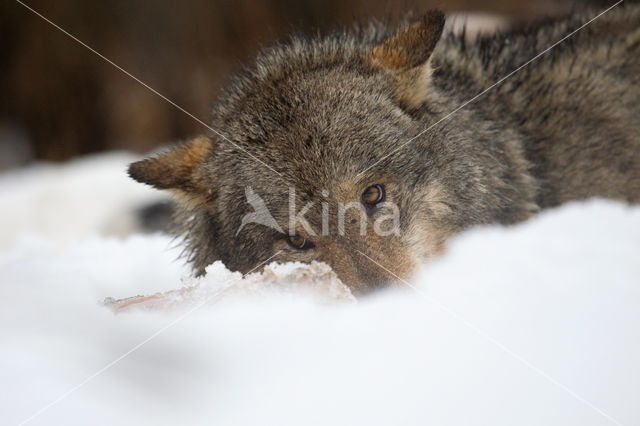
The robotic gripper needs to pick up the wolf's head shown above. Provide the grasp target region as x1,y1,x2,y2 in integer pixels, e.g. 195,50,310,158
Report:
129,10,536,294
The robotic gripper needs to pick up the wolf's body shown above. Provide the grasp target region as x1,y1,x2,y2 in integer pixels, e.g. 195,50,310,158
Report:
130,4,640,293
436,7,640,208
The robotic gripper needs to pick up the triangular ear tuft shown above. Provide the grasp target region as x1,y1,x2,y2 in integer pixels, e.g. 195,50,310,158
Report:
370,10,445,109
128,136,213,193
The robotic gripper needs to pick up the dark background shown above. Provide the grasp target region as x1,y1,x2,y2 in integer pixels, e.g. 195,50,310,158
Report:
0,0,614,169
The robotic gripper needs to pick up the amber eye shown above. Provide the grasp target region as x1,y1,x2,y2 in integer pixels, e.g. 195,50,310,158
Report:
287,235,314,250
361,184,385,207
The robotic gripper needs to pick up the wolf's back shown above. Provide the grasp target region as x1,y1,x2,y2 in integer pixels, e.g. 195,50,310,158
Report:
512,3,640,205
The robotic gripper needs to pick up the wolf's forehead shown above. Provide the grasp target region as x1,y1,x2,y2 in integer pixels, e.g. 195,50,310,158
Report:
241,69,386,116
217,115,403,189
215,71,411,183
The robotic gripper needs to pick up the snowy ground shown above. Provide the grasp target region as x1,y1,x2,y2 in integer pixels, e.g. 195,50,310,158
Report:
1,153,639,426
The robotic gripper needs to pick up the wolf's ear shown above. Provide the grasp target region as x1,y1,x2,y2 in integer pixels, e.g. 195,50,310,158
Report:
369,10,445,109
128,136,213,194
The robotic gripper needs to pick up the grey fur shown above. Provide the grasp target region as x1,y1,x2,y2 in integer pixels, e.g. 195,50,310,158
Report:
130,4,639,293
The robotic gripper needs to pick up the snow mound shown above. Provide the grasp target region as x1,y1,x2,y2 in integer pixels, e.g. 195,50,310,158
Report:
1,154,639,426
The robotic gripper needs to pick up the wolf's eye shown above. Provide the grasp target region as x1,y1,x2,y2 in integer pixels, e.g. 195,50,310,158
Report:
361,184,385,207
287,235,314,250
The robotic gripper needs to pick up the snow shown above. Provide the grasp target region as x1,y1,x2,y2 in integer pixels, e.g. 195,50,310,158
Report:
0,152,168,249
1,154,639,426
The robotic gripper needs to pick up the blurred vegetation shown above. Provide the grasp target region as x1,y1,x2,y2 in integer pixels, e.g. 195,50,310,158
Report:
0,0,609,167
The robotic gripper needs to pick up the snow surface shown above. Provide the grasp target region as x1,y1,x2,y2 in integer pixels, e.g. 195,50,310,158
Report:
1,154,639,426
0,152,168,249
